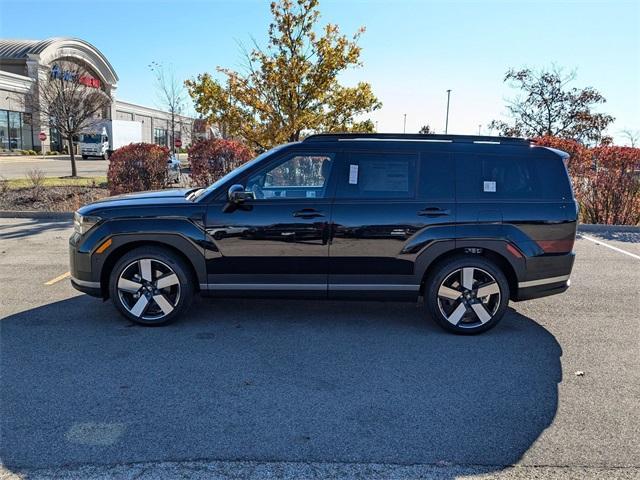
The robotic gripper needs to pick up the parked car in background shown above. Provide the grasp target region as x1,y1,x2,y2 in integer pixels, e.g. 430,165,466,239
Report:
167,154,181,183
69,133,578,334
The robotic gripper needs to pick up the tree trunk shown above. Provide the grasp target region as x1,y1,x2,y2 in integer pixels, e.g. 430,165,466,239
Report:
68,138,77,177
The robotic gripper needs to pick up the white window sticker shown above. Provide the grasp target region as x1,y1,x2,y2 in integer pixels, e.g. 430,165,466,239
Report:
306,190,316,198
349,164,359,184
483,181,496,193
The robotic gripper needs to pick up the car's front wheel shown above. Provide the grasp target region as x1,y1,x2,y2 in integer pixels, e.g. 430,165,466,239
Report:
109,247,193,326
425,255,509,334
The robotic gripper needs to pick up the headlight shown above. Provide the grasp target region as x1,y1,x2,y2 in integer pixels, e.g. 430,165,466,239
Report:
74,212,101,235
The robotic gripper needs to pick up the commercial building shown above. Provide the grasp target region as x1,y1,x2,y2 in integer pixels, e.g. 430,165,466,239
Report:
0,37,195,153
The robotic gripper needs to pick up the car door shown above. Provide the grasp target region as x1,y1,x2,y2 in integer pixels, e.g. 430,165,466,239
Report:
328,148,456,299
204,150,337,296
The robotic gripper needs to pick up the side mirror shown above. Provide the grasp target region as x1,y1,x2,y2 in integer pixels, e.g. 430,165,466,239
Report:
228,184,253,203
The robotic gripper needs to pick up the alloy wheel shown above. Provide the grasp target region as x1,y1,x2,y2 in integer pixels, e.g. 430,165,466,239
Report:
436,267,501,329
116,258,181,321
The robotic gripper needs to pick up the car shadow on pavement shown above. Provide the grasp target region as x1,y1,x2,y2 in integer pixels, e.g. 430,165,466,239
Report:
1,296,562,477
0,219,71,239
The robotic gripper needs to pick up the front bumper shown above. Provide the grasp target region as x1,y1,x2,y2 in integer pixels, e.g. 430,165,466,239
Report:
69,234,102,297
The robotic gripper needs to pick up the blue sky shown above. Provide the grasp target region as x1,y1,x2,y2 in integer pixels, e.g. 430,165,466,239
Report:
1,0,638,143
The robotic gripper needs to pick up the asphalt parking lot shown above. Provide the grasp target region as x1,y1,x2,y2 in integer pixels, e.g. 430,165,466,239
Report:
0,219,638,479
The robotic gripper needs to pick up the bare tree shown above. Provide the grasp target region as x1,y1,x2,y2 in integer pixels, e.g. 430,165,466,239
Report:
620,128,639,147
149,61,186,154
489,66,615,145
26,62,111,177
418,125,433,134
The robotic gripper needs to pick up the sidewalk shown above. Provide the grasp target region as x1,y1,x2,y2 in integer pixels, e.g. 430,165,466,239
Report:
0,155,72,163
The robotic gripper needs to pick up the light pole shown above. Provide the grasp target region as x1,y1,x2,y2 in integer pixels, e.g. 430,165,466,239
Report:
445,89,451,134
403,114,407,134
478,124,482,135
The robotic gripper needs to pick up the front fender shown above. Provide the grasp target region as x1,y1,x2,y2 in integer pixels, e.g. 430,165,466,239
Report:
79,218,207,287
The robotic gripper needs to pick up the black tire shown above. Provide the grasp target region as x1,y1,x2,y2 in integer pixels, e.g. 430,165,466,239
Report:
81,155,88,160
108,246,194,326
425,255,509,335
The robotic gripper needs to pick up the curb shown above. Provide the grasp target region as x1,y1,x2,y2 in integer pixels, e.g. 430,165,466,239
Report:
0,210,73,220
578,224,640,233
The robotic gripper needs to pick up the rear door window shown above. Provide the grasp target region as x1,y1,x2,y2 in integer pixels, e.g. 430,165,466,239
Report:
336,152,417,199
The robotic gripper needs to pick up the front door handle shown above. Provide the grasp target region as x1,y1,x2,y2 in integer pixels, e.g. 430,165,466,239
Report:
418,207,450,217
293,209,324,219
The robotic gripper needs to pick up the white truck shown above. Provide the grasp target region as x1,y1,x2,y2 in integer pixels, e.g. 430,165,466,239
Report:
79,119,142,159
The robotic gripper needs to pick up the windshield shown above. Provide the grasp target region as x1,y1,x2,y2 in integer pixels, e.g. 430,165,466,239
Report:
81,134,103,143
192,144,290,201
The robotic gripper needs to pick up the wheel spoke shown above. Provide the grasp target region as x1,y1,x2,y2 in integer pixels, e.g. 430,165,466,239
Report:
446,302,467,325
130,295,149,317
476,281,499,298
438,285,462,300
156,273,179,289
471,302,492,323
462,267,474,290
118,277,142,293
139,259,153,281
153,294,174,315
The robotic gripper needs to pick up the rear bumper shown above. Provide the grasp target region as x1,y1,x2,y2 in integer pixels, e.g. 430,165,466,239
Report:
514,252,575,301
515,276,570,301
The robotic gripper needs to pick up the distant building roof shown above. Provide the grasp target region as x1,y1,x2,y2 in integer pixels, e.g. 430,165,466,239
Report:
0,38,64,59
0,37,119,83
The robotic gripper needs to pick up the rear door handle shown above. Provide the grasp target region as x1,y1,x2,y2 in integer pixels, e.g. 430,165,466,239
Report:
293,209,324,219
418,207,450,217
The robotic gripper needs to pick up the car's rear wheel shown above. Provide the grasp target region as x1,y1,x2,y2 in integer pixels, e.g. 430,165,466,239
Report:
425,255,509,334
109,247,193,326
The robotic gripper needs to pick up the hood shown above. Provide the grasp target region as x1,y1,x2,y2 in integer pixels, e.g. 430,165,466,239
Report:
78,188,196,215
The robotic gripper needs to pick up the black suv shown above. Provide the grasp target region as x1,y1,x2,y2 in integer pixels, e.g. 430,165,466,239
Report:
70,133,577,334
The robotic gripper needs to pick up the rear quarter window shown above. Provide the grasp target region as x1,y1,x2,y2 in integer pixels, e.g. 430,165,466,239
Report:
456,152,570,201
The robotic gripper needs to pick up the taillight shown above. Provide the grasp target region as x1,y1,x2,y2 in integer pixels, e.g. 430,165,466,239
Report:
536,238,575,254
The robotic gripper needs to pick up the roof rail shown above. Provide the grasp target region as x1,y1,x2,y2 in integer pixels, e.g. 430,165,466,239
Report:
303,133,532,145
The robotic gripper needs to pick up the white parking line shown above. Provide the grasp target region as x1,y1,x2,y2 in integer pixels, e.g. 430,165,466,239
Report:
577,234,640,261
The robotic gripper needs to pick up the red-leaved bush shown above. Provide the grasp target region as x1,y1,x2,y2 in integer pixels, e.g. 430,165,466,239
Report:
535,136,640,225
188,139,253,187
107,143,170,195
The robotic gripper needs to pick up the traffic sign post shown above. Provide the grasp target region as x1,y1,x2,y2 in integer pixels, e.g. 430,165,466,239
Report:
174,139,182,149
39,132,47,159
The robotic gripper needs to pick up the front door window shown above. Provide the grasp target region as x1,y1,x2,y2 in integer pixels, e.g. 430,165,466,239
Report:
245,153,334,200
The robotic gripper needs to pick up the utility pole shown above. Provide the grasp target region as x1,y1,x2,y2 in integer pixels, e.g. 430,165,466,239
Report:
403,114,407,134
445,90,451,134
478,124,482,135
